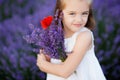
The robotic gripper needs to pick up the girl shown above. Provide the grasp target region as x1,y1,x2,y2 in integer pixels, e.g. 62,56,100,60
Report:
37,0,106,80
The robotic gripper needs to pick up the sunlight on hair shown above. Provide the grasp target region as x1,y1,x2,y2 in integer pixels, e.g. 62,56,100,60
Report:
85,0,93,4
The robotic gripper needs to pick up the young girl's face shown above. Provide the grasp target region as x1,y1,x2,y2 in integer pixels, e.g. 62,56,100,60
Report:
62,0,90,33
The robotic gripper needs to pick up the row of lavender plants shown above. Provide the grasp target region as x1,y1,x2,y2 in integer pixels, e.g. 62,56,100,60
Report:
0,0,36,22
93,0,120,79
0,0,120,80
0,0,55,80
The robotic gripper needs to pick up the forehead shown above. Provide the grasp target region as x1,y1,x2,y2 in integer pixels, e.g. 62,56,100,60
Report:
63,0,90,12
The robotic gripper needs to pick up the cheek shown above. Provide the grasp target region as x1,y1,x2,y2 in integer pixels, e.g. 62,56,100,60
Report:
83,17,89,24
63,16,73,26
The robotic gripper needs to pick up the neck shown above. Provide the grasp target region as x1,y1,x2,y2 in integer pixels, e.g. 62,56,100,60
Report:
64,29,75,39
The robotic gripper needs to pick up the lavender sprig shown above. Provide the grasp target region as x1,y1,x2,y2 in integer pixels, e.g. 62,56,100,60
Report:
24,10,67,61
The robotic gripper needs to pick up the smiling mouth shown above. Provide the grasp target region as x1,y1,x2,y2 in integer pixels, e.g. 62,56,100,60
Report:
73,24,82,27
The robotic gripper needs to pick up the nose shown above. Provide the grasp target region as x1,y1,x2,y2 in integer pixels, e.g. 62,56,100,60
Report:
75,15,83,23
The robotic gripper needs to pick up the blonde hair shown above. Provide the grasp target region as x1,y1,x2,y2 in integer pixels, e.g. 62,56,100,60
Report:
54,0,95,30
86,0,93,5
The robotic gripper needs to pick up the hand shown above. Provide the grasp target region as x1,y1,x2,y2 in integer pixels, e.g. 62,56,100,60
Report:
36,53,46,71
39,49,50,62
36,49,50,71
66,51,73,57
45,54,50,62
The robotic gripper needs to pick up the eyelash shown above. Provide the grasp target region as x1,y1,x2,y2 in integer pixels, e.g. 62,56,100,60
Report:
82,13,89,15
69,13,89,16
69,13,75,15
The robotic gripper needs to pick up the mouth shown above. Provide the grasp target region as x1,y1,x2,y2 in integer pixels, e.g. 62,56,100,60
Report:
73,24,82,27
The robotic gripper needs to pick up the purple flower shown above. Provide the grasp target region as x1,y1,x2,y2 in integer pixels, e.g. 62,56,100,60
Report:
0,0,3,5
105,24,114,33
114,35,120,45
24,10,67,61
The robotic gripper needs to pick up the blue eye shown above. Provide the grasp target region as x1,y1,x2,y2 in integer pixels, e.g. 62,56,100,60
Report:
69,13,75,15
82,12,89,15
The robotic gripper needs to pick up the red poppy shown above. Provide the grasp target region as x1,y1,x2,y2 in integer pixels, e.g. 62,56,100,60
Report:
40,16,53,29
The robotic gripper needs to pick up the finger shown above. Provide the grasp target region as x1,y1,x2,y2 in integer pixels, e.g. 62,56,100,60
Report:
39,49,43,54
66,53,72,57
36,62,40,68
38,53,45,60
37,54,42,61
37,54,40,58
41,53,44,56
45,55,50,62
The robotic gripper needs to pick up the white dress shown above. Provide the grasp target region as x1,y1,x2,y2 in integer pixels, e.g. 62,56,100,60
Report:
46,27,106,80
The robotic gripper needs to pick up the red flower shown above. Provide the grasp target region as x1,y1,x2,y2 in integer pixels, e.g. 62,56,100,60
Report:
40,16,53,29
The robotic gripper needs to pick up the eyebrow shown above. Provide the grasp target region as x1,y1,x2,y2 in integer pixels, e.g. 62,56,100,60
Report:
66,10,89,13
83,11,89,13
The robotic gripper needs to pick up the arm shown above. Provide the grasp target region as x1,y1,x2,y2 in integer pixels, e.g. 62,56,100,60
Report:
37,31,92,78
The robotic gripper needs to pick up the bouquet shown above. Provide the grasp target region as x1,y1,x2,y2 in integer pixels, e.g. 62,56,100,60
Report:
24,10,67,61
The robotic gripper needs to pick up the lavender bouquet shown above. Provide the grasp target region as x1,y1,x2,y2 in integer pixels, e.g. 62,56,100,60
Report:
24,11,67,61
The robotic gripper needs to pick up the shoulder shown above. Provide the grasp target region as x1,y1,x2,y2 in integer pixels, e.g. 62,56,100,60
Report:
76,27,94,41
74,28,93,51
77,29,92,42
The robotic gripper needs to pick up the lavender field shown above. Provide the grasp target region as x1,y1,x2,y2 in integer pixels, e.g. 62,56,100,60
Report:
0,0,120,80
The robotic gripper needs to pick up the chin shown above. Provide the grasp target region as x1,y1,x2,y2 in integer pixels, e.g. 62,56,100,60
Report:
74,27,83,32
72,29,79,33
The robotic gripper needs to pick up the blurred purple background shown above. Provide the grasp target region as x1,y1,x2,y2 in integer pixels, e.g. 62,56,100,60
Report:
0,0,120,80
